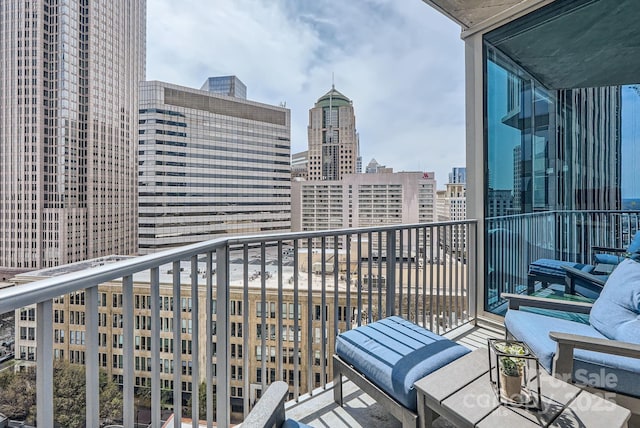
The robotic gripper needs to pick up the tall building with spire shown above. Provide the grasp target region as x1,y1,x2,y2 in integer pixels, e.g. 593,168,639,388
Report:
0,1,146,269
307,86,359,181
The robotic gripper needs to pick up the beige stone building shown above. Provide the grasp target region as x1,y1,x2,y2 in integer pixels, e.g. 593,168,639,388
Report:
291,172,437,232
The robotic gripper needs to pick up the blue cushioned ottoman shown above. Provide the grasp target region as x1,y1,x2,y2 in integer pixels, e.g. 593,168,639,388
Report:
334,316,470,412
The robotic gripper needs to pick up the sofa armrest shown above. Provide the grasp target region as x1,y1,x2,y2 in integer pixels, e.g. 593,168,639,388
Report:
550,332,640,357
501,293,593,313
591,246,627,254
241,381,289,428
562,265,606,296
562,266,606,287
549,332,640,382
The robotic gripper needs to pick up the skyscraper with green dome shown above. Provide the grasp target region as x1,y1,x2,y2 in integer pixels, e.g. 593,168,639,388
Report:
307,86,360,181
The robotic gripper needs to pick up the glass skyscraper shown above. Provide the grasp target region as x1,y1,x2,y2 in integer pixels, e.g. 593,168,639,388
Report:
448,167,466,185
423,0,640,315
486,48,621,215
481,2,632,312
0,0,146,269
200,76,247,100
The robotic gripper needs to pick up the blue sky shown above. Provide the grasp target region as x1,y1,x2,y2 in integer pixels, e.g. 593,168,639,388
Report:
146,0,466,188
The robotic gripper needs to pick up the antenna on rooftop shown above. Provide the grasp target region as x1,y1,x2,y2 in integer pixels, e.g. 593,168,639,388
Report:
329,74,334,137
332,72,335,90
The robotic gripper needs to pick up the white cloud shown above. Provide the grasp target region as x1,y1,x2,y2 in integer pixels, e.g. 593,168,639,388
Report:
147,0,465,187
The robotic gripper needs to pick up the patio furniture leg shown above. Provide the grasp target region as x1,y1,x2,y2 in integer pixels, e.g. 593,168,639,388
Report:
333,356,343,406
527,274,536,294
417,391,435,428
422,408,435,428
402,410,418,428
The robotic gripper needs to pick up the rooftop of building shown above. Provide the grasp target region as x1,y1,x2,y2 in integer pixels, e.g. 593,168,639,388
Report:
315,85,352,108
14,255,132,281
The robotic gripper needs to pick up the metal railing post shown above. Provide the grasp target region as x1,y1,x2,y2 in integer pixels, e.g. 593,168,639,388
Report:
191,255,200,427
123,275,135,427
36,300,53,428
277,241,284,383
85,286,99,427
172,262,182,428
242,245,250,415
307,237,313,395
469,222,478,320
260,244,267,393
386,230,396,317
216,245,230,427
321,237,327,388
345,234,352,331
151,267,161,427
205,252,214,428
293,239,300,399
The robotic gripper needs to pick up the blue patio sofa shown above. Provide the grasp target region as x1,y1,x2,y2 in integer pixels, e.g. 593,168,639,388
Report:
504,258,640,414
527,232,640,295
591,232,640,266
333,316,470,428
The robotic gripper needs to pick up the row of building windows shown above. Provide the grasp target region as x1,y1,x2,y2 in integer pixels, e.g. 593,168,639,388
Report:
256,302,302,319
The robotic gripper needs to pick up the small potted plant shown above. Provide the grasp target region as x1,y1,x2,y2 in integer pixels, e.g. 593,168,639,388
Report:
494,341,526,401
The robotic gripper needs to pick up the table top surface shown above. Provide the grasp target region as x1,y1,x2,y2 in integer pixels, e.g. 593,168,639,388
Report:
414,348,631,428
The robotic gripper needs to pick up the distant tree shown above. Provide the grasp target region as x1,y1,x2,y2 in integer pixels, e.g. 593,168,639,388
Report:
0,367,36,420
186,382,215,419
0,361,122,426
0,369,12,389
100,370,123,423
53,362,85,427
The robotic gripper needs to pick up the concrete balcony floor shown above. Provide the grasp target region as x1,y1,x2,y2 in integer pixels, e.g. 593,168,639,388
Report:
285,323,505,428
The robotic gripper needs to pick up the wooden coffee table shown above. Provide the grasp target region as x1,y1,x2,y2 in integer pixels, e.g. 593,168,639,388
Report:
414,349,631,428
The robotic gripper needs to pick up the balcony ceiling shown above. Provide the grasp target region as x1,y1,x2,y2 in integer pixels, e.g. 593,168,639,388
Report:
425,0,640,89
486,0,640,89
421,0,529,29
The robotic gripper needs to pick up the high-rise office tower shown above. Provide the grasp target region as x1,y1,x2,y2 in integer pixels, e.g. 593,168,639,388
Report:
448,167,466,185
307,86,359,181
0,1,146,269
138,80,291,254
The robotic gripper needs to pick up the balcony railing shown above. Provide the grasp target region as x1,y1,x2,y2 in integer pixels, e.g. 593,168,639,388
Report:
0,220,477,427
486,210,640,312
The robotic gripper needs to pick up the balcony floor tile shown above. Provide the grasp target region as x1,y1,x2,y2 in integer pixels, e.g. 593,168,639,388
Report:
286,379,459,427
